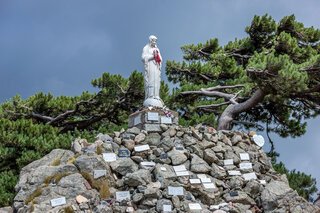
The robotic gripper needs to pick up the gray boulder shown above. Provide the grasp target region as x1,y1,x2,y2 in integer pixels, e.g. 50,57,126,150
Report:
110,158,138,176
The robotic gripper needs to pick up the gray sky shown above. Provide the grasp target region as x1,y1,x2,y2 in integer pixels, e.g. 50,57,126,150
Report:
1,0,319,196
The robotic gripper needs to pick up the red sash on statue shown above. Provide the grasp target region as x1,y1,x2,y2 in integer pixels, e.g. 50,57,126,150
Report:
153,50,161,65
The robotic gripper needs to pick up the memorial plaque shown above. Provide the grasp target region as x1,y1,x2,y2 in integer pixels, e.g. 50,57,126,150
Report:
50,197,66,207
230,191,239,197
161,116,172,124
217,166,225,171
148,112,159,121
140,161,156,166
160,153,168,159
168,186,184,196
253,134,265,147
174,143,185,152
103,153,117,162
200,178,211,183
173,165,187,172
260,180,266,185
176,171,189,176
197,174,207,179
94,170,107,179
126,207,135,213
134,144,150,152
189,179,201,184
122,134,132,140
134,115,141,125
203,183,216,189
175,147,184,152
116,191,130,201
243,172,257,181
219,203,228,207
239,162,252,170
118,149,130,158
189,203,202,210
160,167,167,171
240,153,250,161
224,159,234,166
210,205,220,210
163,204,172,212
228,170,241,176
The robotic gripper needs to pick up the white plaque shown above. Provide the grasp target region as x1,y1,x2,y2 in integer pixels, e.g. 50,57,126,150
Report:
224,159,234,165
253,134,265,147
200,178,211,183
189,203,202,210
176,171,189,176
243,172,257,180
240,153,250,161
148,112,159,121
50,197,66,207
197,174,207,179
210,205,219,210
190,179,201,184
93,170,106,179
260,180,266,185
219,203,228,207
116,191,130,201
168,186,184,196
161,167,167,171
173,165,187,172
102,153,117,162
134,115,141,125
203,183,216,189
163,205,172,212
239,162,252,170
228,170,241,176
161,116,172,124
218,166,225,171
140,161,156,166
134,144,150,152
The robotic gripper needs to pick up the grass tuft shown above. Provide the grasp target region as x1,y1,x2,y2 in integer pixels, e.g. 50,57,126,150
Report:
80,172,110,199
25,188,42,205
50,157,61,166
97,144,102,155
64,205,74,213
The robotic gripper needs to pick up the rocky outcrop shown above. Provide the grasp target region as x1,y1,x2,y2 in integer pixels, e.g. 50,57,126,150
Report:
13,125,319,213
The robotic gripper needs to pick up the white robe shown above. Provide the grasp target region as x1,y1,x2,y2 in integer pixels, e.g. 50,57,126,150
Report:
141,44,162,100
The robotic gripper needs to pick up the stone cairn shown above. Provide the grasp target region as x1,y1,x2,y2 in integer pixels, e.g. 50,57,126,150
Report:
12,123,319,213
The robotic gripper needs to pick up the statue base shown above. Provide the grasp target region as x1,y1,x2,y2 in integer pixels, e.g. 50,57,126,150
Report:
143,97,164,108
128,107,178,132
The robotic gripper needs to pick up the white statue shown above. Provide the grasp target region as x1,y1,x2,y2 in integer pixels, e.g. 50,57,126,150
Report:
142,35,164,107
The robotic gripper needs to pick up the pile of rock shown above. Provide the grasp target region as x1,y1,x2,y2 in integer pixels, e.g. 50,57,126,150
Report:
12,124,319,213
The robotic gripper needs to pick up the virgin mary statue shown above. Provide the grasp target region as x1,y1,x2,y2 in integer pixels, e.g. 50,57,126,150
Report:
141,35,164,107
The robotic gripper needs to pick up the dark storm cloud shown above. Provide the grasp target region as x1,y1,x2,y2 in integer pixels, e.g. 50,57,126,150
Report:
1,0,320,195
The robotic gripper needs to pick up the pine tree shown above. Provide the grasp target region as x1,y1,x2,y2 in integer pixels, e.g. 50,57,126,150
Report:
166,14,320,137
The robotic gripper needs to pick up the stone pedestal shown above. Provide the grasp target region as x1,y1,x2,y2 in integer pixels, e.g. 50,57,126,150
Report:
128,108,178,132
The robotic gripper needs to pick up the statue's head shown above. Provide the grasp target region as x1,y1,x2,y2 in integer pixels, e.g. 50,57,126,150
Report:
149,35,157,47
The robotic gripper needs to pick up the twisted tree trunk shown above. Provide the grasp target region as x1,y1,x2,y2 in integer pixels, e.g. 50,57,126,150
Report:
217,88,265,130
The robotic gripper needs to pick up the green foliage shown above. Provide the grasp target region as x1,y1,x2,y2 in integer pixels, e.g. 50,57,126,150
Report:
0,171,18,206
270,153,317,202
166,13,320,135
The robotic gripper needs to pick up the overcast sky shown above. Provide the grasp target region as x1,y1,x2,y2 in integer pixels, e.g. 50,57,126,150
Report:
1,0,319,197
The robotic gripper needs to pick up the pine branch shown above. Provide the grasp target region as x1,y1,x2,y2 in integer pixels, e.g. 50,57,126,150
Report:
175,67,215,82
196,101,231,109
47,91,104,125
